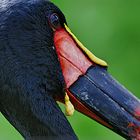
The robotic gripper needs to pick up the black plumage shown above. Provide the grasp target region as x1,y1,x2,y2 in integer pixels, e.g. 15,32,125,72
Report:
0,0,77,139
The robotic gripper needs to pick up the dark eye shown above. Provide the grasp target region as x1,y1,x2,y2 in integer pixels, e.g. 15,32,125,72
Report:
49,13,61,30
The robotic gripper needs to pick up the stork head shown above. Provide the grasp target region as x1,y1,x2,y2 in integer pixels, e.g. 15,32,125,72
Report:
1,0,140,139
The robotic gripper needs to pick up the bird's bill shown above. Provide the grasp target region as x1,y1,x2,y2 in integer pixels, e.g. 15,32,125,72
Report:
54,24,140,139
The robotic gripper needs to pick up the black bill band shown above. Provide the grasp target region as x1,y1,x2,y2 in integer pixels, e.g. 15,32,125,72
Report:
69,65,140,139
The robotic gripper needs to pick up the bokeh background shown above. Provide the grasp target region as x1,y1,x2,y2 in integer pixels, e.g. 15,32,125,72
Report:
0,0,140,140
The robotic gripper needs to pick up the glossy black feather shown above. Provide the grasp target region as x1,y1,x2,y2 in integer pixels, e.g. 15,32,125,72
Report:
0,0,77,139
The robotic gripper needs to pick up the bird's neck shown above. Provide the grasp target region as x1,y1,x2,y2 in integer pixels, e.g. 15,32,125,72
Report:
0,86,78,140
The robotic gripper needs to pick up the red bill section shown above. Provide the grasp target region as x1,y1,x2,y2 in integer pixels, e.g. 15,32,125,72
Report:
54,28,92,88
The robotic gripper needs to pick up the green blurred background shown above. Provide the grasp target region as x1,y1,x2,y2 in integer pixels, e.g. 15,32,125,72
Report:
0,0,140,139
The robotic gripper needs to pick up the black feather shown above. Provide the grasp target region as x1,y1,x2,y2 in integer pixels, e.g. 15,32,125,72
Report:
0,0,77,139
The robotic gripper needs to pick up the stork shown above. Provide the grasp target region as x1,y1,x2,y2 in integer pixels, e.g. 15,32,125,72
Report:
0,0,140,140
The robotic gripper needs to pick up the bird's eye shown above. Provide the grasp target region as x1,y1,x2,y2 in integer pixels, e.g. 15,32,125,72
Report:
49,13,61,30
